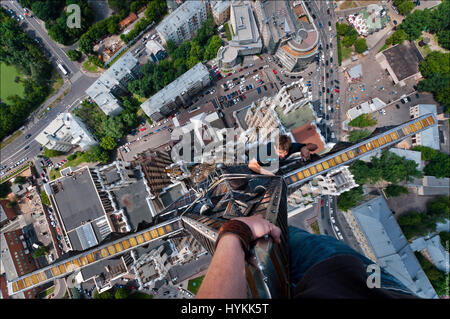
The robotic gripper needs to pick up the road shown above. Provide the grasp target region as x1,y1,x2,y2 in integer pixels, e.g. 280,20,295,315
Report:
306,0,340,142
0,1,99,175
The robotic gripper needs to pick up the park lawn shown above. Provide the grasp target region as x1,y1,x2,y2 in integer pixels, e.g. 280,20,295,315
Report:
49,154,89,180
341,42,353,61
82,60,99,73
187,275,205,295
310,220,320,234
0,63,25,103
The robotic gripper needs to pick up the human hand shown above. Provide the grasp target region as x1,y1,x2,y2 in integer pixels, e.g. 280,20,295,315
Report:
301,146,311,160
235,214,281,244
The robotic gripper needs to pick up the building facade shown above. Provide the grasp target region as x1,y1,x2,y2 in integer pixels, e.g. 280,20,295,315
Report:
86,52,140,116
156,0,207,45
35,113,98,153
140,62,211,121
210,0,231,25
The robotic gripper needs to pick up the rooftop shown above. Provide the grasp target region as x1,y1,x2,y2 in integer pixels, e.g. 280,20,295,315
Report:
348,64,363,80
275,103,316,130
416,104,439,150
141,62,210,117
351,196,438,299
291,123,325,154
382,42,422,82
156,1,206,38
231,1,258,43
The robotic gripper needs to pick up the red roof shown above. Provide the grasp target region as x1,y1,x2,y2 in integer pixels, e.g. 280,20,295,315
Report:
119,12,137,29
0,200,16,226
291,123,325,154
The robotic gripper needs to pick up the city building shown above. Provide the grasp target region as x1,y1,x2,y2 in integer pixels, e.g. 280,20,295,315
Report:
140,62,211,121
345,196,438,299
133,149,173,198
347,97,386,120
407,175,450,196
145,40,167,63
347,4,390,36
243,80,314,143
347,63,363,81
217,0,262,68
35,113,98,153
156,0,207,45
376,42,423,87
298,166,358,197
86,52,140,116
410,104,440,150
210,0,231,25
134,242,175,288
78,257,129,293
275,1,319,72
0,200,16,228
44,161,162,254
0,229,40,299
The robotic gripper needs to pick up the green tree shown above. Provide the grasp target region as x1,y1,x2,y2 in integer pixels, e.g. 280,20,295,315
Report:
103,117,124,139
6,200,18,208
93,290,113,299
67,49,82,61
40,190,50,206
342,33,357,47
100,136,117,150
395,0,415,15
43,148,65,157
348,129,372,143
385,184,409,197
0,182,12,199
337,186,364,211
391,29,408,45
423,152,450,178
32,245,49,258
354,38,367,53
348,114,377,128
13,176,27,184
419,51,450,78
336,23,350,36
114,287,130,299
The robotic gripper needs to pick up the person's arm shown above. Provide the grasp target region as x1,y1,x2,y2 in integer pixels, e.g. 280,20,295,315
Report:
196,215,281,299
195,233,247,298
248,158,275,176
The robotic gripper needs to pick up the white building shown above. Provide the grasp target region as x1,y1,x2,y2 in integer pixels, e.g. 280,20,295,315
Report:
217,0,262,68
409,104,440,150
35,113,98,152
347,97,386,120
156,0,207,45
86,52,140,116
140,62,211,121
307,166,358,196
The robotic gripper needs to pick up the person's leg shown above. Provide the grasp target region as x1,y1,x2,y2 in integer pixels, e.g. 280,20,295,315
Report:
288,226,415,295
288,226,373,285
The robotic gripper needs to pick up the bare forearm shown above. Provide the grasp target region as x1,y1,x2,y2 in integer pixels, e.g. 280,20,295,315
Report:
195,234,247,299
249,161,275,176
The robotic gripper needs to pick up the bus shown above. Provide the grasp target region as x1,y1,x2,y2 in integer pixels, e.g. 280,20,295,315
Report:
57,63,68,76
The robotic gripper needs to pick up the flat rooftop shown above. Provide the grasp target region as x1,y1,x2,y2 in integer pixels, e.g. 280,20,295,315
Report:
275,103,316,131
382,42,422,82
51,168,104,232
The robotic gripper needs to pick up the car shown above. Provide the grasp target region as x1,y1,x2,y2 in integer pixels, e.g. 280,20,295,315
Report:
415,93,420,99
395,104,400,109
393,20,397,25
272,69,277,75
328,21,331,27
407,96,411,102
259,66,263,70
257,87,261,94
24,145,29,150
155,129,161,132
25,134,31,139
401,99,406,104
139,127,146,132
